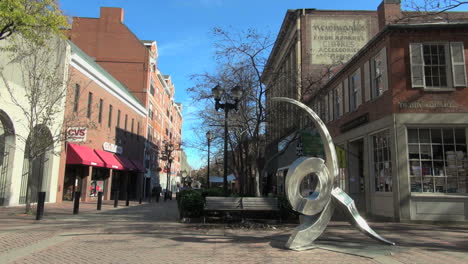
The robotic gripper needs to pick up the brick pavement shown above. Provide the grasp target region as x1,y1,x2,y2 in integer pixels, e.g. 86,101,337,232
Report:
0,199,467,264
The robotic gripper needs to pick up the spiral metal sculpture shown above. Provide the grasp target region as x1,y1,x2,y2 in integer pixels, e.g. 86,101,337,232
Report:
272,97,395,250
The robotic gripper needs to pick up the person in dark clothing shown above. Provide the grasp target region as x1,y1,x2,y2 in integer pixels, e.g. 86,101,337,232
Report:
154,184,162,202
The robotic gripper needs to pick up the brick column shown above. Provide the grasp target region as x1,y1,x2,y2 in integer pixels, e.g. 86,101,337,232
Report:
80,166,93,202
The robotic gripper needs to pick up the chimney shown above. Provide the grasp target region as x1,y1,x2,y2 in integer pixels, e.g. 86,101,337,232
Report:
100,7,124,23
377,0,402,30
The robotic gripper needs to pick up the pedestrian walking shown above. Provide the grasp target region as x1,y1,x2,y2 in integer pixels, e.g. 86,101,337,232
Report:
154,184,162,203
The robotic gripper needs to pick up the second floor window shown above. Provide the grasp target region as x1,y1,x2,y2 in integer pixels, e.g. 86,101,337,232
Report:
108,105,113,128
98,99,103,123
371,53,384,98
117,110,121,128
349,72,359,112
73,84,80,112
410,42,467,89
87,92,93,118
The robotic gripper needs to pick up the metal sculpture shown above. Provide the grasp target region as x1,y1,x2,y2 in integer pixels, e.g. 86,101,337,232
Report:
272,97,395,251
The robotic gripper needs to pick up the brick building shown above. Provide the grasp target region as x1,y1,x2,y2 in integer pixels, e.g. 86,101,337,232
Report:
58,42,147,202
263,0,468,221
68,7,183,196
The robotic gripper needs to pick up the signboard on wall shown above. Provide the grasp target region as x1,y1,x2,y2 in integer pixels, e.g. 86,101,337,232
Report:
103,142,123,154
311,16,369,65
302,132,324,157
66,127,87,142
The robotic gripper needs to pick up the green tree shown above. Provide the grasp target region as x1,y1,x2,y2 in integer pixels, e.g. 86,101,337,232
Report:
0,0,68,43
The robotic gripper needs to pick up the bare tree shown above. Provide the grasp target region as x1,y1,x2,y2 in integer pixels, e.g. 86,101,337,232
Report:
404,0,467,13
188,27,274,196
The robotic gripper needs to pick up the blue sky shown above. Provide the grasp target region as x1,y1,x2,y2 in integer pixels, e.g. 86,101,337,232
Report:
59,0,467,169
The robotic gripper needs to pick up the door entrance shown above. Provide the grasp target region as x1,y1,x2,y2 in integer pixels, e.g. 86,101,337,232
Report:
348,139,366,214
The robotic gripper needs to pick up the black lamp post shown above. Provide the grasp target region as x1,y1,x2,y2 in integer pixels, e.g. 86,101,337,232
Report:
160,141,175,201
212,84,242,196
206,131,212,188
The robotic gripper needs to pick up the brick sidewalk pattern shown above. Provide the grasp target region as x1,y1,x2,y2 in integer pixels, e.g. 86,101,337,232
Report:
0,199,467,264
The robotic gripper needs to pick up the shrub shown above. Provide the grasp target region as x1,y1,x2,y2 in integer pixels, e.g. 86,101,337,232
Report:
177,189,204,218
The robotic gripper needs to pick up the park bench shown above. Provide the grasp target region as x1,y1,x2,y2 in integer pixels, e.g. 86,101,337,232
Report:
203,196,280,223
203,197,242,223
241,197,280,221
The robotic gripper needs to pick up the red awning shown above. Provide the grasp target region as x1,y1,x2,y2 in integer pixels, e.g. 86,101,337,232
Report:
66,143,105,167
130,159,146,173
116,155,137,171
94,150,124,170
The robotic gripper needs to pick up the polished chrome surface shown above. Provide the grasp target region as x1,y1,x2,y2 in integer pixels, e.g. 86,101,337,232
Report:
272,97,395,250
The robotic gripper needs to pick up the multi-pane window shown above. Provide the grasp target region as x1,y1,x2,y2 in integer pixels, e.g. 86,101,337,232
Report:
373,130,392,192
149,103,154,120
333,88,340,120
150,84,155,96
410,42,467,89
98,99,103,123
73,84,80,112
108,105,113,128
371,53,384,98
86,92,93,118
349,73,358,111
117,110,121,128
423,44,448,87
408,128,468,193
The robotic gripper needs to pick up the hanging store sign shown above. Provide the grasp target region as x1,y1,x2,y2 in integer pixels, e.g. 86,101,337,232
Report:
66,127,87,142
103,142,123,154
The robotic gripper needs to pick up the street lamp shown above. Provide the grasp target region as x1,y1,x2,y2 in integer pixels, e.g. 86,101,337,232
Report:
212,84,242,196
160,141,175,201
206,131,212,188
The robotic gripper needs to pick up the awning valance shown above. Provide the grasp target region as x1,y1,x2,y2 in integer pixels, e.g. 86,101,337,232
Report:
66,143,105,167
130,159,146,173
116,155,137,171
94,150,124,170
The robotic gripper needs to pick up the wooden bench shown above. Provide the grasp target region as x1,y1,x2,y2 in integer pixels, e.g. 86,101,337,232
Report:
203,197,242,223
241,197,280,221
203,197,280,223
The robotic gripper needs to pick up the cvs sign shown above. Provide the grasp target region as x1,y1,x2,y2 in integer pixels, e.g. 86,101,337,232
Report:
66,127,87,142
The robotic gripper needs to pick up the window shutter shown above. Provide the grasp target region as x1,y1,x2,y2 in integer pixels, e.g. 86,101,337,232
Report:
381,47,389,91
328,90,334,121
450,42,467,87
356,68,362,107
324,94,329,122
337,83,342,117
409,43,425,88
344,80,349,113
364,61,371,102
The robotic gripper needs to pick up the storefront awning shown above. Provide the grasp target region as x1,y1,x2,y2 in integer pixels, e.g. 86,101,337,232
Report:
66,143,105,167
116,155,137,171
94,150,124,170
130,159,146,173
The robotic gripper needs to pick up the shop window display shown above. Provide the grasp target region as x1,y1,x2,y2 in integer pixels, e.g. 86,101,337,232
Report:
408,128,468,193
372,130,392,192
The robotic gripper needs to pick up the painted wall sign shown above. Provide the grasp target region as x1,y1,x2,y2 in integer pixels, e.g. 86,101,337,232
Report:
66,127,87,142
310,17,369,65
398,101,456,109
103,142,123,154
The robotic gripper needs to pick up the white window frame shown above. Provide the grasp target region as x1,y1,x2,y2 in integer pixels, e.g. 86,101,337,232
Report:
410,42,467,90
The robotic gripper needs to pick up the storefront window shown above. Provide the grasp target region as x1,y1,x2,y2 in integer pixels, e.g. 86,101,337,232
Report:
90,169,106,197
373,130,392,192
408,128,468,193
